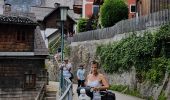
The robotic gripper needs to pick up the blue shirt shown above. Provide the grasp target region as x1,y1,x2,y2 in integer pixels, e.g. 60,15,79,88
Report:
77,69,85,80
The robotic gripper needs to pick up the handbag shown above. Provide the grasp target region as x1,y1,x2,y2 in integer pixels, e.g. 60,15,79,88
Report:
70,72,74,79
100,90,116,100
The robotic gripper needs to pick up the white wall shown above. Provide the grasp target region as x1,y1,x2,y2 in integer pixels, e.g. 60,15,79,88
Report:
41,28,58,48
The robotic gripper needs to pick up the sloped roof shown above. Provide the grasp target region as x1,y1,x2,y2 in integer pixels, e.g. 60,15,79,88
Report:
73,0,82,14
0,14,37,25
34,26,48,56
68,10,81,21
43,7,76,23
30,6,54,21
42,0,73,9
74,0,83,6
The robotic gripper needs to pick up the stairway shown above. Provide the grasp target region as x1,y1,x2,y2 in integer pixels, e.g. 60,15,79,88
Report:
43,91,56,100
43,81,58,100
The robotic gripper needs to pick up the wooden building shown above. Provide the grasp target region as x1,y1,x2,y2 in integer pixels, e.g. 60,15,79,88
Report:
136,0,170,16
73,0,83,14
0,14,48,99
43,6,75,35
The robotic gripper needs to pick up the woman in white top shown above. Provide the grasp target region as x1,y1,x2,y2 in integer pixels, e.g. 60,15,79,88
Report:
59,58,73,81
85,60,109,100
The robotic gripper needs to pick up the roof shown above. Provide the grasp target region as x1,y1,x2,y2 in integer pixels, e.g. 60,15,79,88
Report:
74,0,83,6
45,28,58,38
43,7,76,23
43,6,59,21
73,0,83,14
34,26,49,56
0,13,48,56
68,10,81,21
42,0,73,9
0,14,37,25
30,6,54,21
31,1,79,21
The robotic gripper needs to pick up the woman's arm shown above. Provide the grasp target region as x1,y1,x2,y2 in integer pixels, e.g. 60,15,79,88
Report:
59,63,65,70
100,74,109,90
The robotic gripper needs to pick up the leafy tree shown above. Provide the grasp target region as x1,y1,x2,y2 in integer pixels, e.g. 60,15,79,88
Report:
100,0,128,27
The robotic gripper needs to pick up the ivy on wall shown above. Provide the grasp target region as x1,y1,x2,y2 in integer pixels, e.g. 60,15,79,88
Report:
96,24,170,83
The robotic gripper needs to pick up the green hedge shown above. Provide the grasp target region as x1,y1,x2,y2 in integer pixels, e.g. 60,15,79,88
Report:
96,24,170,84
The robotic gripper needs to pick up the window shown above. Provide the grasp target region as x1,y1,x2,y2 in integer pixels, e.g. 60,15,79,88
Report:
130,5,136,13
24,71,36,89
16,31,26,42
93,5,99,16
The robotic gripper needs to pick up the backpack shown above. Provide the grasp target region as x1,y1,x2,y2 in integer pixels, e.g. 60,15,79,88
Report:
70,72,74,80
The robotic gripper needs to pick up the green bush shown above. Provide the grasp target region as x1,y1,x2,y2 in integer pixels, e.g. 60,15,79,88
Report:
64,45,71,57
146,57,169,83
110,84,142,98
110,84,127,92
96,23,170,84
77,18,88,32
100,0,128,27
158,91,167,100
77,18,98,32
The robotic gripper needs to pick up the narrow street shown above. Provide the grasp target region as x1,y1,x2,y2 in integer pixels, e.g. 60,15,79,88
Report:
47,81,144,100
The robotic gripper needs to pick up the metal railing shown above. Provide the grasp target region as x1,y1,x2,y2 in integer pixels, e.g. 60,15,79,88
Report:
59,78,73,100
67,9,170,42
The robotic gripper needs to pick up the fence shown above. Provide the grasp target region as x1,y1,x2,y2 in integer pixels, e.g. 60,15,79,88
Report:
59,77,73,100
68,9,170,42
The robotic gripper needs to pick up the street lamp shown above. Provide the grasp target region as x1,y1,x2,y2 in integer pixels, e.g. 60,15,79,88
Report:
59,6,69,91
60,6,69,61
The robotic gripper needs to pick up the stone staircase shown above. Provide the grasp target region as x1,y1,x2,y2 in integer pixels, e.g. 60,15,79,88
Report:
43,91,56,100
43,81,58,100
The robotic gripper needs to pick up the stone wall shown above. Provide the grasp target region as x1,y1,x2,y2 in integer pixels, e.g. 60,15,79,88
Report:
69,28,170,99
46,59,59,81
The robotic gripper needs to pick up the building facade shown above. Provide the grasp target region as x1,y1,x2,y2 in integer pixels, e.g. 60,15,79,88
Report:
128,0,136,18
83,0,94,18
0,4,48,98
136,0,170,16
0,14,48,84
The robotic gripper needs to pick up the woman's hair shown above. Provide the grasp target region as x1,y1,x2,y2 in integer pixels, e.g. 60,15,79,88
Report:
91,60,99,68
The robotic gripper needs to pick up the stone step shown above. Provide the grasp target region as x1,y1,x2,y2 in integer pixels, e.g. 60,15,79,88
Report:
44,97,56,100
45,91,56,97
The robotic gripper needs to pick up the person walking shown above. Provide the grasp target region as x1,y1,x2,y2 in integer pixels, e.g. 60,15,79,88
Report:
77,64,85,87
85,60,109,100
59,57,73,81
